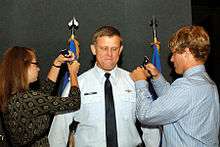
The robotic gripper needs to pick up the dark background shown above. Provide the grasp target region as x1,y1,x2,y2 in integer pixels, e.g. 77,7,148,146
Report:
0,0,220,145
0,0,219,87
0,0,191,83
192,0,220,89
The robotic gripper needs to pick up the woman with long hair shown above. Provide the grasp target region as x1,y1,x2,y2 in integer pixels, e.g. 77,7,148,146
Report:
0,46,80,146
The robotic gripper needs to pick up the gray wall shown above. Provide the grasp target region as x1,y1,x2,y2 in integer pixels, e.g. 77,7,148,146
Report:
0,0,192,81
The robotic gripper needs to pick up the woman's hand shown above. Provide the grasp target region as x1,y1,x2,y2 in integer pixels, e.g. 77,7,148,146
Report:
67,61,80,76
53,52,75,67
68,61,80,87
48,51,76,82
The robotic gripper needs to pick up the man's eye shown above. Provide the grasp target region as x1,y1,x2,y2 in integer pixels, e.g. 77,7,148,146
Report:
100,47,108,51
112,47,118,51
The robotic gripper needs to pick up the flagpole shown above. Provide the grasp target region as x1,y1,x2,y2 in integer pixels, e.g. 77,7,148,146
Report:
150,16,161,72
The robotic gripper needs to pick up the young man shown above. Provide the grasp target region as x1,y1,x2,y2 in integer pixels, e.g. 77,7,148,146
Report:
130,25,219,147
49,25,160,147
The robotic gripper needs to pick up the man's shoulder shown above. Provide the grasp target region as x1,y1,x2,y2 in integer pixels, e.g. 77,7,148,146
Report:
116,67,135,85
78,67,132,81
78,67,130,77
78,68,95,80
117,67,130,75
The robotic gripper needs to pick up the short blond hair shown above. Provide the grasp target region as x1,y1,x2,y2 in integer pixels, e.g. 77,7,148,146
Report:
169,25,210,62
91,25,123,46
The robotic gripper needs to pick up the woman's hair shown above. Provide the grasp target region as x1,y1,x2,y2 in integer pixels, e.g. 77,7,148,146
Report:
0,46,35,112
168,25,210,62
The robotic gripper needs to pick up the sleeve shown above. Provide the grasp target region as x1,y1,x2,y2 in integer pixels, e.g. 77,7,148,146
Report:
141,126,161,147
39,79,57,94
49,113,73,147
151,75,171,96
135,79,192,125
20,84,80,118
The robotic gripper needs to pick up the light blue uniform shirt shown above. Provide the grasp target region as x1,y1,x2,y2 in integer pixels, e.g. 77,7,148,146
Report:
49,65,160,147
135,65,220,147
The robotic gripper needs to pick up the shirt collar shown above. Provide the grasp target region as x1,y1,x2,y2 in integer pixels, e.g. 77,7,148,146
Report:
94,64,118,84
183,64,206,77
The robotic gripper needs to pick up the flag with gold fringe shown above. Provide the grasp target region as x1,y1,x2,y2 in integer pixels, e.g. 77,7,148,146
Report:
58,17,79,95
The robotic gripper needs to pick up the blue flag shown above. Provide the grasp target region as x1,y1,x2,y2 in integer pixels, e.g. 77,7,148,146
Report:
151,44,161,72
58,35,79,96
149,43,161,100
58,17,80,96
69,36,78,59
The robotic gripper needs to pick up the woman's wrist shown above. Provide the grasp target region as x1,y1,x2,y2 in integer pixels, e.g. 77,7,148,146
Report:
53,59,62,68
70,74,78,87
52,63,61,68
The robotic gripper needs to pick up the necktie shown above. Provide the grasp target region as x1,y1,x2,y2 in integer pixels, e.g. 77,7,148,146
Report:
104,73,118,147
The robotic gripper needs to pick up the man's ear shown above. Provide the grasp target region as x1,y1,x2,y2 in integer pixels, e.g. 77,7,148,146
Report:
184,48,192,57
119,45,123,55
90,45,96,55
185,48,191,54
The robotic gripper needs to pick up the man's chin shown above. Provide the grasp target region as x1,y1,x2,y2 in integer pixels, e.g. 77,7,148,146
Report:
175,69,183,75
103,66,116,71
97,63,116,71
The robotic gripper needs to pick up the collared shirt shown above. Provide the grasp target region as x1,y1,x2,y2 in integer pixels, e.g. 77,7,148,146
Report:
49,64,160,147
135,65,220,147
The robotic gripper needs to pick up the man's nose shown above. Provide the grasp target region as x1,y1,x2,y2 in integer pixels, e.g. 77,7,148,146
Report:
106,49,113,56
170,55,174,62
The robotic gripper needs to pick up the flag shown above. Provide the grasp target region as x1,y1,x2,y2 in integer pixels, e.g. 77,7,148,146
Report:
58,35,80,96
58,17,79,96
151,43,161,72
150,16,161,72
148,42,161,100
69,34,80,60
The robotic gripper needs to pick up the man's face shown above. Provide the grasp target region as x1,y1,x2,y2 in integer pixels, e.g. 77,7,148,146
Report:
170,49,187,74
91,35,123,71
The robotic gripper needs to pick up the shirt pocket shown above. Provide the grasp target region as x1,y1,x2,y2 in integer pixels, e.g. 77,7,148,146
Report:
79,93,103,123
118,91,136,120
